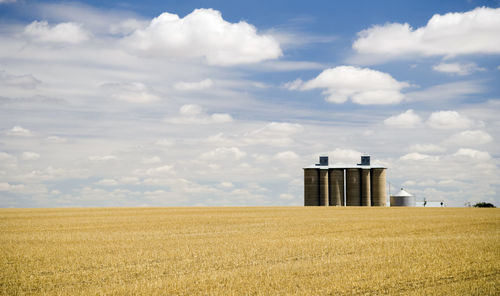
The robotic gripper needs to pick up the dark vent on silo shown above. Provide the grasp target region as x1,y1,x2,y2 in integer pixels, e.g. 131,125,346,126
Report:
316,156,329,166
358,156,370,166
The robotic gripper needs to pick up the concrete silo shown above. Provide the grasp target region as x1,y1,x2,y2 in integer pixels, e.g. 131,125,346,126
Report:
371,168,386,206
361,169,371,206
319,169,329,206
303,155,387,207
304,168,319,206
329,169,344,206
346,168,361,206
390,188,415,207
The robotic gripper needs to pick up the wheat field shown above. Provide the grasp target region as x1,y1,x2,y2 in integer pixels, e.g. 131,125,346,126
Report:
1,207,498,295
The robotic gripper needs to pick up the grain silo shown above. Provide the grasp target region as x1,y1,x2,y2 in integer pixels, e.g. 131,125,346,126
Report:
390,188,415,207
346,168,361,206
303,155,387,207
328,169,344,206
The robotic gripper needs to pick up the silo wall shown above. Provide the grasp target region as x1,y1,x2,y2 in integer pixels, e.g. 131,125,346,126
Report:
329,169,344,206
319,169,329,206
371,168,386,206
390,196,416,207
361,169,371,206
346,168,361,206
304,169,319,206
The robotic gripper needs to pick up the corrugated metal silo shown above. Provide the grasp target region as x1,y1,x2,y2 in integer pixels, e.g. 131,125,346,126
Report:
328,169,344,206
304,168,319,206
319,169,329,206
346,168,361,206
361,169,371,206
390,188,415,206
371,168,386,206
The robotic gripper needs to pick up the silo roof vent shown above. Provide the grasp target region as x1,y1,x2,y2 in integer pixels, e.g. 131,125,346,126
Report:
316,156,329,166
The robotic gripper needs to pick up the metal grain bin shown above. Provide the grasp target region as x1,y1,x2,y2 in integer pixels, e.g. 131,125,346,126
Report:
346,168,361,206
390,188,415,207
319,169,329,206
304,168,319,206
371,168,386,206
329,169,344,206
361,169,371,206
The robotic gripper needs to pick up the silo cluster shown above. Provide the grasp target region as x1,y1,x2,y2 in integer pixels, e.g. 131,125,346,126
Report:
303,156,387,206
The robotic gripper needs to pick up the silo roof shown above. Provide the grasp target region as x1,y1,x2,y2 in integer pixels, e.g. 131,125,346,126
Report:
392,188,412,197
303,164,386,169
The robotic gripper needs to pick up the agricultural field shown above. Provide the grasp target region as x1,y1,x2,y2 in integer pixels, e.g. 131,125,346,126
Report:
1,207,499,295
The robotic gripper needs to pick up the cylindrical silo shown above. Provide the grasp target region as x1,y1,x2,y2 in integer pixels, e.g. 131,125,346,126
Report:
390,188,415,206
329,169,344,206
371,168,386,206
361,169,371,206
346,168,361,206
319,169,329,206
304,168,319,206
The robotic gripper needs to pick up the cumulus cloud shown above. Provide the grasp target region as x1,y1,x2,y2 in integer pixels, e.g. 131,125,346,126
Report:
274,151,299,161
400,152,439,161
288,66,409,104
453,148,491,160
103,82,161,103
353,7,500,60
167,104,233,124
200,147,246,160
445,130,493,147
384,109,422,128
6,126,32,137
329,148,362,164
88,155,117,162
24,21,91,44
174,79,213,91
122,8,282,65
0,71,41,89
432,62,485,75
426,110,474,129
408,144,445,153
134,165,174,177
244,122,303,146
21,152,40,160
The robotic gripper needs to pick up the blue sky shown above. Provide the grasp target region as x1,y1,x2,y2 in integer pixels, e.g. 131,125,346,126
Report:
1,0,499,207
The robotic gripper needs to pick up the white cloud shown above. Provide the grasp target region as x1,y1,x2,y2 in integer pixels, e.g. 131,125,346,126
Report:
45,136,67,143
168,104,233,124
274,151,299,161
103,82,161,103
21,152,40,160
0,0,17,4
406,81,483,102
384,109,422,128
454,148,491,160
0,71,41,89
432,62,485,75
445,130,493,146
290,66,409,104
279,193,294,200
353,7,500,60
134,165,174,177
6,126,32,137
426,111,474,129
244,122,303,146
400,152,438,161
88,155,117,162
174,79,213,91
122,8,282,65
141,156,161,164
329,148,362,164
200,147,246,161
24,21,91,44
408,144,445,153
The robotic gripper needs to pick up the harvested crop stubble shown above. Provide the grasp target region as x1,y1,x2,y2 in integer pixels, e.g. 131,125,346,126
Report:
0,207,499,295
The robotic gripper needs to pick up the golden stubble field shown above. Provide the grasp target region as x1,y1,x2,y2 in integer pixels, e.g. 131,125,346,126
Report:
1,207,499,295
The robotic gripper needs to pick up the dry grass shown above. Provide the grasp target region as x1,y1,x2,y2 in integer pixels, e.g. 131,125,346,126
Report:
1,207,499,295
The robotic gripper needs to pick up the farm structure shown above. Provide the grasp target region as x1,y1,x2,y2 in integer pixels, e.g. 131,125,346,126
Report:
304,156,387,206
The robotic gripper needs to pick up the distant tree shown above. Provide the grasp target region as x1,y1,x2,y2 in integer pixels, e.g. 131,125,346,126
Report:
473,202,496,208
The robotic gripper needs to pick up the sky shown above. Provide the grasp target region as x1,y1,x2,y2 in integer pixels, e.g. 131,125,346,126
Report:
1,0,499,207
